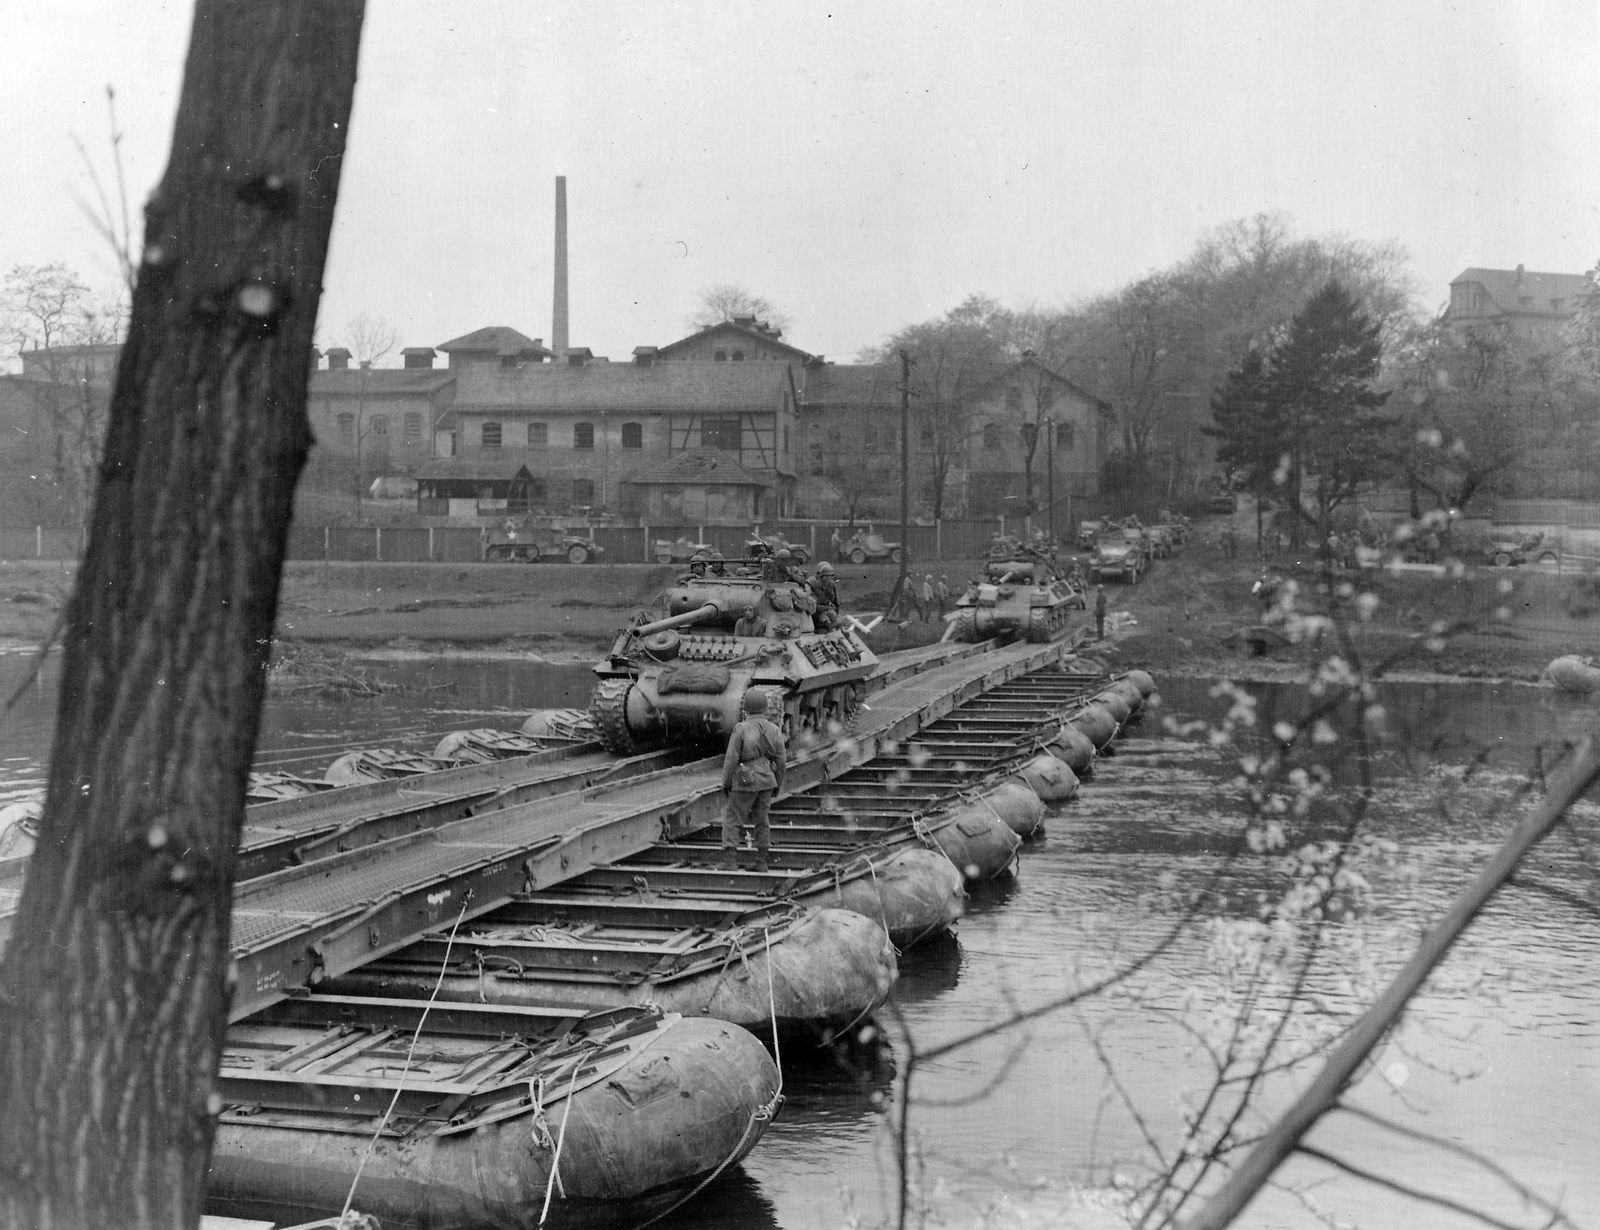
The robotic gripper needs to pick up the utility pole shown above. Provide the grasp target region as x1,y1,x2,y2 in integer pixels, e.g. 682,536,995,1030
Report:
896,348,912,615
1046,418,1055,545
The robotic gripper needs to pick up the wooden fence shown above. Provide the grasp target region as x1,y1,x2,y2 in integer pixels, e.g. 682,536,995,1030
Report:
5,517,1050,566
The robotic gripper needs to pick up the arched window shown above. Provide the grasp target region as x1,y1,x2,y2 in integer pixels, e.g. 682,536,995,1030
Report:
403,412,423,443
621,421,643,448
982,422,1002,449
337,413,354,440
731,350,745,361
714,350,728,362
370,415,388,436
482,421,502,449
573,421,595,449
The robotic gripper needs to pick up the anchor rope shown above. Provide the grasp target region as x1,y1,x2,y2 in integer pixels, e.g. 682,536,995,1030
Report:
627,931,788,1230
340,896,470,1225
537,1063,582,1226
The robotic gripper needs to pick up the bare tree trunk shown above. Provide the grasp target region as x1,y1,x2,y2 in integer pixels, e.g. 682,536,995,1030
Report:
0,4,365,1227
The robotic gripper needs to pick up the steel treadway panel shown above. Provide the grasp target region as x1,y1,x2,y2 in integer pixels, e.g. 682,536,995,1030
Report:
7,638,1074,1021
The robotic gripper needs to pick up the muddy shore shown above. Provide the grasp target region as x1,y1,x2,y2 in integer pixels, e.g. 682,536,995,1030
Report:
2,545,1596,686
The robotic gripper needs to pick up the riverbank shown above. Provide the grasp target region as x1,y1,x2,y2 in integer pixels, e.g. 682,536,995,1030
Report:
3,545,1596,684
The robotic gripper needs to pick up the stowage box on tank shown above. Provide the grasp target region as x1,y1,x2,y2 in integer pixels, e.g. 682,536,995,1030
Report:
589,565,878,756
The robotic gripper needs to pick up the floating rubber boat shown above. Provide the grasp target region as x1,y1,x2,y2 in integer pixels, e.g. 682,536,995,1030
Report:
1010,753,1079,803
1045,724,1097,772
1067,703,1120,750
431,728,552,762
1548,655,1600,696
323,747,460,786
519,708,598,742
244,772,337,805
323,904,895,1043
0,797,40,863
208,1000,779,1230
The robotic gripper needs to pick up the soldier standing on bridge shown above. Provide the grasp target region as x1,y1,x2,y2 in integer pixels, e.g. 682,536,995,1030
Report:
720,690,786,872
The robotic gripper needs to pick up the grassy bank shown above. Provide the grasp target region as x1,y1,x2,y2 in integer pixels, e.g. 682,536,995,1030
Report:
4,548,1596,680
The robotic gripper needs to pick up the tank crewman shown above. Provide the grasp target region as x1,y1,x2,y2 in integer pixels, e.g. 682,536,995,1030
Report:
772,547,805,584
733,605,765,638
708,549,728,576
720,689,786,871
809,561,839,628
1094,584,1108,639
689,550,710,579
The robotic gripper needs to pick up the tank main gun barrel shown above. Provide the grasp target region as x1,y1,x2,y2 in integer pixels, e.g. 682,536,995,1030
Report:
630,603,721,639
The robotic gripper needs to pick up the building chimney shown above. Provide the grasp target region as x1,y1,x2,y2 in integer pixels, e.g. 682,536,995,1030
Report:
552,176,569,354
309,345,322,372
326,347,352,371
402,346,436,370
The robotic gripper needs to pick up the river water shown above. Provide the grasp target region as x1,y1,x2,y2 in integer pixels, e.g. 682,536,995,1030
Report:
2,651,1598,1230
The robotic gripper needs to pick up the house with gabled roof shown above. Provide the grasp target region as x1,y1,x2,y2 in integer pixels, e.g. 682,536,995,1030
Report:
656,316,814,365
1444,265,1588,347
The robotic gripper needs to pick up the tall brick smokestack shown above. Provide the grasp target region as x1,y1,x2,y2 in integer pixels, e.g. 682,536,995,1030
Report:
552,176,569,354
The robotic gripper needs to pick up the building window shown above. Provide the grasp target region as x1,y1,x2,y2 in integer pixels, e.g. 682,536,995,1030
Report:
482,421,502,449
703,416,742,451
983,422,1002,449
573,421,595,449
714,350,727,362
528,422,548,448
500,354,519,369
371,415,388,436
403,412,422,442
337,413,354,440
731,350,745,361
621,421,643,448
529,478,547,504
1006,387,1022,411
1055,421,1075,450
572,478,595,504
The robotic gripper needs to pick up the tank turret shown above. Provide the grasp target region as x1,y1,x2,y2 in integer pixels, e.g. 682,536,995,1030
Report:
589,562,878,756
951,550,1085,643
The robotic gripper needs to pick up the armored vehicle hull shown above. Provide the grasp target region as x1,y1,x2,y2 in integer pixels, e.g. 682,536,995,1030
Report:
589,566,877,755
952,556,1085,643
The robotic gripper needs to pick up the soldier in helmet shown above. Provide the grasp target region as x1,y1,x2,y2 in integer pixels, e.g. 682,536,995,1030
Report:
810,559,839,619
688,550,710,579
720,689,786,871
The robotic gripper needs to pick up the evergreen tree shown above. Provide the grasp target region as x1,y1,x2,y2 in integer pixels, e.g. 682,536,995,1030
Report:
1267,280,1391,546
1204,347,1278,543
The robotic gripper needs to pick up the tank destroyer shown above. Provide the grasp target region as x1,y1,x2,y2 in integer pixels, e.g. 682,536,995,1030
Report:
952,549,1085,643
589,562,878,755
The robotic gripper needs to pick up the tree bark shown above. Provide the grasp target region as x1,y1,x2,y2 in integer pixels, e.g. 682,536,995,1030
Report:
0,4,365,1226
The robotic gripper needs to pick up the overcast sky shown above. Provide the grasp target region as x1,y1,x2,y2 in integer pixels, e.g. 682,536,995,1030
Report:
6,1,1598,365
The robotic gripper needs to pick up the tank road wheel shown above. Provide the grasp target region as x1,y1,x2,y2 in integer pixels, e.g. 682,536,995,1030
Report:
590,678,640,756
954,607,980,642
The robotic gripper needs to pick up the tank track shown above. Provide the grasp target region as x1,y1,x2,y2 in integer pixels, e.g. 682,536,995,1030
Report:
589,678,640,756
953,607,979,643
1025,604,1073,643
